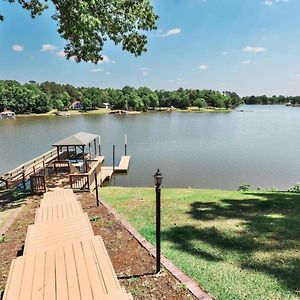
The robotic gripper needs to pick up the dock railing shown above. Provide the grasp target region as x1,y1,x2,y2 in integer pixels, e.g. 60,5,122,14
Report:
69,156,102,192
0,149,59,190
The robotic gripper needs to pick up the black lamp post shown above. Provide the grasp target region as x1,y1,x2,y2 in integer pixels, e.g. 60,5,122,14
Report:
153,168,162,273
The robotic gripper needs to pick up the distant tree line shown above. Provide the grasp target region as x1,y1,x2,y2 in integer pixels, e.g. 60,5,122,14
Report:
242,95,300,105
0,80,244,114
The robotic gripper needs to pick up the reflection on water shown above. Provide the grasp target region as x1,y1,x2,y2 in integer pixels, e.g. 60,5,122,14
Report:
0,105,300,190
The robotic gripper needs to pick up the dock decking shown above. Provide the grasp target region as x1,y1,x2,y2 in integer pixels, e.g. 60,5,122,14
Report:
101,156,130,183
115,156,130,172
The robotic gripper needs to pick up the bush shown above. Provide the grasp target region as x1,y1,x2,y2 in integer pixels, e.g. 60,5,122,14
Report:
238,183,251,192
288,182,300,193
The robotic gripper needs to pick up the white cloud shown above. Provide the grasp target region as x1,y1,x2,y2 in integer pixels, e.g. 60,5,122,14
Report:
142,71,148,76
105,72,111,75
169,77,187,85
98,55,110,64
198,64,208,70
243,46,266,53
160,28,181,37
90,68,104,73
221,51,228,55
41,44,57,52
242,60,251,64
141,67,150,71
263,0,289,6
56,50,65,57
12,44,24,52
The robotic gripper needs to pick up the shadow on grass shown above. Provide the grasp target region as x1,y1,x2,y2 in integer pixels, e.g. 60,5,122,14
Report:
161,192,300,293
0,189,29,212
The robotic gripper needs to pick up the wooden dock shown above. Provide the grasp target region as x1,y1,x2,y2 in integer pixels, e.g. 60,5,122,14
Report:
115,156,130,172
101,156,130,183
101,167,114,182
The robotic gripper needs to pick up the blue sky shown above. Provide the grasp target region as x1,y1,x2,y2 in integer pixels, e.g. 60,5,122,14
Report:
1,0,300,96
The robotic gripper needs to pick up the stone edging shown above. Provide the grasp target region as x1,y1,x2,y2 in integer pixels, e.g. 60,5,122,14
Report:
100,199,214,300
0,205,24,237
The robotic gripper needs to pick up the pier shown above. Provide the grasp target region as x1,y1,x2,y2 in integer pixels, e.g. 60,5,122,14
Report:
0,132,130,193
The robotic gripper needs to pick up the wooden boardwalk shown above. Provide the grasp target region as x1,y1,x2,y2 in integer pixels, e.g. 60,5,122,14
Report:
3,188,133,300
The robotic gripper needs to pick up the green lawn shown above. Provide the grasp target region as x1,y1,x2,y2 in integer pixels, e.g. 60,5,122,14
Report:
101,187,300,300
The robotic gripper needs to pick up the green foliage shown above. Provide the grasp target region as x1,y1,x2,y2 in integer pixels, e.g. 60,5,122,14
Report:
288,182,300,193
89,215,100,222
238,183,251,192
0,234,8,243
0,79,243,114
194,98,207,109
243,94,300,105
2,0,158,63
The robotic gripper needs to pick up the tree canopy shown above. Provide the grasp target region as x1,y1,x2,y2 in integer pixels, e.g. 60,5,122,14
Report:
2,0,158,63
0,80,243,114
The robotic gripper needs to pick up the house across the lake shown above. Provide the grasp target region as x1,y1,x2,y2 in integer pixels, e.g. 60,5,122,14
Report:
0,110,16,119
102,102,111,109
70,100,83,110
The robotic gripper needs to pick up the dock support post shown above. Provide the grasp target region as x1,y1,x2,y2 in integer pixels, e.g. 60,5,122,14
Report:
125,134,127,156
94,172,100,207
113,145,115,171
98,136,101,156
94,139,97,159
22,169,26,190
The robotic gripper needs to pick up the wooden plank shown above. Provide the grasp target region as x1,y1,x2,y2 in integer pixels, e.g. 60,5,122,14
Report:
72,241,93,299
101,167,114,182
44,249,56,300
55,246,69,299
2,259,23,300
25,213,93,254
4,237,133,300
31,252,45,300
64,244,81,300
80,238,106,298
91,236,120,292
115,156,130,172
19,254,35,300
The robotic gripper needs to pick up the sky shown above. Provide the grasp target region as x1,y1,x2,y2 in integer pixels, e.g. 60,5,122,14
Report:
1,0,300,96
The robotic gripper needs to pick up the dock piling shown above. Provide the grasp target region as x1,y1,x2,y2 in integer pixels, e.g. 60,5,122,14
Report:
113,145,115,171
125,134,127,156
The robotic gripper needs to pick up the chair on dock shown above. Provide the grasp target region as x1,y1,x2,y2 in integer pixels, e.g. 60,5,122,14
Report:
3,188,133,300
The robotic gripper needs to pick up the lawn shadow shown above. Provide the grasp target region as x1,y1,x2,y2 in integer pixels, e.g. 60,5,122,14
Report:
161,192,300,294
0,189,29,212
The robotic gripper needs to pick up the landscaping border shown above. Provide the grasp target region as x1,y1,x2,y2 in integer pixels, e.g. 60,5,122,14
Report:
0,205,24,237
100,198,214,300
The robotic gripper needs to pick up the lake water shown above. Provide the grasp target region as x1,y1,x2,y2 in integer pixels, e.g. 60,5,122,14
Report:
0,105,300,190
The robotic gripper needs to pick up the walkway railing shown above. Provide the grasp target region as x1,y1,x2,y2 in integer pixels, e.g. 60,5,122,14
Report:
0,149,59,190
70,156,102,191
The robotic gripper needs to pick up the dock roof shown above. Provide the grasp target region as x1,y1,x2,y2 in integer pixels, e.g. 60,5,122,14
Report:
52,132,99,147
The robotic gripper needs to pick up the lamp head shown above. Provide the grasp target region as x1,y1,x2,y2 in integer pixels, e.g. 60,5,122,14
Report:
153,168,163,187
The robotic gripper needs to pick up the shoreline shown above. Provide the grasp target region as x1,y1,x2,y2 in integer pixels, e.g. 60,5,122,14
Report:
14,107,232,118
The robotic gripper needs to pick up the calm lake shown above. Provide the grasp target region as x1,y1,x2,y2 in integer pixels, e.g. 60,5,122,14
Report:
0,105,300,190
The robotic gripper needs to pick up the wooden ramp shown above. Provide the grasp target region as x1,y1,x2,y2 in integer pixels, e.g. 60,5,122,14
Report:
3,188,133,300
115,156,130,172
101,167,114,182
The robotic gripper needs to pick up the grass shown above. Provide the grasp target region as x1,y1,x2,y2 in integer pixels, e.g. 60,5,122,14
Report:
0,189,29,230
101,187,300,300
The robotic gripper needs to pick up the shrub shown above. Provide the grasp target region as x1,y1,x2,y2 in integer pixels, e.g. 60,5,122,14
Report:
288,182,300,193
238,183,251,192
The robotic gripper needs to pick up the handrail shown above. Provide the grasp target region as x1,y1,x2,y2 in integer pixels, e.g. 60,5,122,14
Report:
69,156,102,191
2,148,58,180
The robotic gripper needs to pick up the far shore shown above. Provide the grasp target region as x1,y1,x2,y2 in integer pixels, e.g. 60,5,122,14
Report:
15,106,232,118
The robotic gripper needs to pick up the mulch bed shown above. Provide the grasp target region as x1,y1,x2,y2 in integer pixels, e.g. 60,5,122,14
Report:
0,191,196,300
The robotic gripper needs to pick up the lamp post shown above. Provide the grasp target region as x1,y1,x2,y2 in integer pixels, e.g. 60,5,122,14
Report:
153,168,162,274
